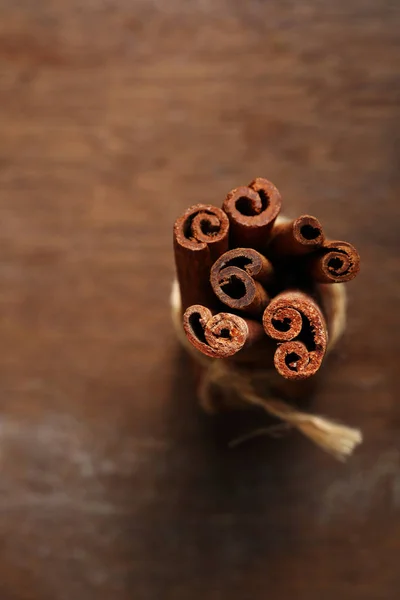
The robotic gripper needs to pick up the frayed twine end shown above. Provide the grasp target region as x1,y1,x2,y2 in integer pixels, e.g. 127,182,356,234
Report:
296,416,363,461
200,361,363,461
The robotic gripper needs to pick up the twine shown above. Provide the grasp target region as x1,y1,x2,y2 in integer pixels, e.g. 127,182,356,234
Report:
171,279,362,461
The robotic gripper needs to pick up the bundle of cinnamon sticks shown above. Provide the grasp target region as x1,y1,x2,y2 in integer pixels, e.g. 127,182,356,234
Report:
173,178,360,382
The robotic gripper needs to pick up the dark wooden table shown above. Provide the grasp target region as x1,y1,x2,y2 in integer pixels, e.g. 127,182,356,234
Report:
0,1,399,598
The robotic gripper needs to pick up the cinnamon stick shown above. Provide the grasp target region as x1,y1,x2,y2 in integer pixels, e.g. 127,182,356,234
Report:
173,204,230,310
262,291,327,380
310,241,360,283
222,178,282,250
183,304,264,359
269,215,325,257
210,248,273,317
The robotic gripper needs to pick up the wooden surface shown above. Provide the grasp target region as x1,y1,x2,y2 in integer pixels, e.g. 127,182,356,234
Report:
0,1,399,599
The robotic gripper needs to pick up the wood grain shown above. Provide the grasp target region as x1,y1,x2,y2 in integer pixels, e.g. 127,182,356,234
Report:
0,1,399,599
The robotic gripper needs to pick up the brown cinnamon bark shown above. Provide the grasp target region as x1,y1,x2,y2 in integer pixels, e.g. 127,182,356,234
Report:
310,240,360,283
222,178,282,250
210,248,273,317
262,291,327,380
183,305,264,359
269,215,325,256
174,204,230,310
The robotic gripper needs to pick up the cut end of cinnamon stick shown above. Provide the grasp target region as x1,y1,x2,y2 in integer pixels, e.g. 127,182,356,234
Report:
311,241,360,283
269,214,325,257
210,248,273,316
262,291,327,380
183,305,262,359
222,178,282,249
293,215,325,247
174,204,230,258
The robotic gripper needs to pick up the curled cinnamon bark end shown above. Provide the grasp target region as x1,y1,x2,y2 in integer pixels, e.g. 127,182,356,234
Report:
222,178,282,249
174,204,230,259
183,305,263,359
269,215,325,256
173,204,230,310
262,291,327,380
210,248,273,316
311,241,360,283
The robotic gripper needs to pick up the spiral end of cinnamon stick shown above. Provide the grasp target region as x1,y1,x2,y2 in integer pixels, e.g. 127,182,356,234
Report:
311,241,360,283
183,305,252,359
249,178,282,223
268,214,325,257
222,178,282,249
262,291,327,380
292,215,325,247
210,248,272,316
174,204,230,258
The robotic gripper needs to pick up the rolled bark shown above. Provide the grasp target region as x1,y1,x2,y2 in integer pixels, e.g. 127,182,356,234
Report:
269,214,325,257
222,178,282,250
210,247,273,317
262,291,327,380
310,240,360,283
183,304,264,359
173,204,230,310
